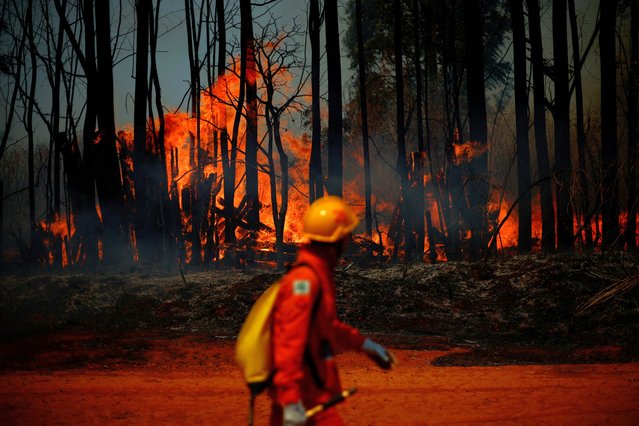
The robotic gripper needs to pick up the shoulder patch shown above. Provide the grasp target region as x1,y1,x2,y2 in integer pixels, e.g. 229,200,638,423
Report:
293,279,311,295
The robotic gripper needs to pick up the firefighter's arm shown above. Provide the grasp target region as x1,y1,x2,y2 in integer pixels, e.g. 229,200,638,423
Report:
272,269,318,406
332,318,366,351
333,320,397,369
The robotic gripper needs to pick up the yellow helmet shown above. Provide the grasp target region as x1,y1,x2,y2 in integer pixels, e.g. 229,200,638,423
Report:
302,196,359,243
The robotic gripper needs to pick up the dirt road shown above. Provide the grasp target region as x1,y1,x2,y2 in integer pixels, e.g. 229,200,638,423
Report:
1,334,638,425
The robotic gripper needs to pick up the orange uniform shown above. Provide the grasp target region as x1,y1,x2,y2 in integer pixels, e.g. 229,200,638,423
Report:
269,244,365,426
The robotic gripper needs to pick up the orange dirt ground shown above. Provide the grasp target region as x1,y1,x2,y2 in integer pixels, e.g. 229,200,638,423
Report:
1,335,638,425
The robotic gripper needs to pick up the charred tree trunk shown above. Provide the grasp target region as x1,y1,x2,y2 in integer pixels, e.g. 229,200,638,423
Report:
441,2,461,260
216,0,236,252
149,0,174,264
393,0,413,259
463,0,489,255
355,0,372,238
627,0,638,249
511,0,532,252
325,0,343,197
273,113,289,270
553,0,574,251
412,0,426,258
600,0,620,248
240,0,260,242
95,0,128,263
26,0,36,242
0,181,3,254
60,0,101,263
184,0,203,264
133,0,153,263
50,1,66,216
309,0,323,202
526,0,556,251
568,0,593,247
0,1,28,165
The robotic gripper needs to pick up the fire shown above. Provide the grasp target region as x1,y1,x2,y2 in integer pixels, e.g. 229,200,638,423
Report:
453,140,488,165
39,213,75,267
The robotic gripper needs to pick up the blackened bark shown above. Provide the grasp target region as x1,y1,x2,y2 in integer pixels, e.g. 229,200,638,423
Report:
511,0,532,252
51,1,65,215
568,0,593,247
325,0,343,197
183,0,203,264
216,0,236,248
240,0,259,237
0,181,3,253
412,0,425,257
355,0,372,238
309,0,323,202
553,0,574,251
441,2,461,260
133,0,152,262
393,0,413,259
273,113,289,270
627,0,638,249
95,0,128,263
600,0,620,248
527,0,556,251
26,0,36,240
463,0,489,255
149,0,174,265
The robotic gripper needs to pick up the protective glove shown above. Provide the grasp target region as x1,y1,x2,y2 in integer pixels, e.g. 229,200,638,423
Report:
283,401,307,426
362,338,397,370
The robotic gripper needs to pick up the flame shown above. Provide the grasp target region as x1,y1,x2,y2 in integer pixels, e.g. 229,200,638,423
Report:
39,213,75,267
453,140,487,165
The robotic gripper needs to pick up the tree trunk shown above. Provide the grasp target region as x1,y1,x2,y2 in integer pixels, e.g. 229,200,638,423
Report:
553,0,574,251
133,0,153,263
355,0,372,238
51,0,65,216
216,0,236,251
511,0,532,252
600,0,620,248
626,0,638,249
412,0,425,258
325,0,343,197
0,181,3,254
183,0,203,264
309,0,323,202
526,0,556,251
273,113,289,270
95,0,128,263
462,0,490,255
149,0,174,265
26,0,36,242
393,0,413,259
240,0,259,239
568,0,593,247
441,2,461,260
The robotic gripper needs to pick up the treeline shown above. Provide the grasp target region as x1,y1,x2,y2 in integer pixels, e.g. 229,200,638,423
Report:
0,0,636,269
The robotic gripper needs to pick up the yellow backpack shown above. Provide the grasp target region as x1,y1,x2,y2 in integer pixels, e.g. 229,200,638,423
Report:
235,263,321,425
235,279,282,396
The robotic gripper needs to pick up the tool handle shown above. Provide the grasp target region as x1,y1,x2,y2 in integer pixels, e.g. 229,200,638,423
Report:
305,388,357,418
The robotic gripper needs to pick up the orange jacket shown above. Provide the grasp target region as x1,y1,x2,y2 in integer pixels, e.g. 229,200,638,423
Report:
271,244,365,407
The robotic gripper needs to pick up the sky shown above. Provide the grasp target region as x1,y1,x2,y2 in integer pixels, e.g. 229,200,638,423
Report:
1,0,605,155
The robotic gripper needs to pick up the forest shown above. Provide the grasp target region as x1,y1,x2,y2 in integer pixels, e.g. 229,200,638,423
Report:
0,0,637,270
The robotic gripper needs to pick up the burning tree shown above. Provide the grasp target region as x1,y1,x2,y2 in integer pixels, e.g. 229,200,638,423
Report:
1,0,637,270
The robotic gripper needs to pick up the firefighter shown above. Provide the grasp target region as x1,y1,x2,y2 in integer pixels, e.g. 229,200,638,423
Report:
270,196,395,426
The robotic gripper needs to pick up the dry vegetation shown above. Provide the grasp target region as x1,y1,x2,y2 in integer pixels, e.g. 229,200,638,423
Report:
1,253,638,360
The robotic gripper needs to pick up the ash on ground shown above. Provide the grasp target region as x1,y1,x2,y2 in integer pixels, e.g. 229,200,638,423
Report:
1,253,638,365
